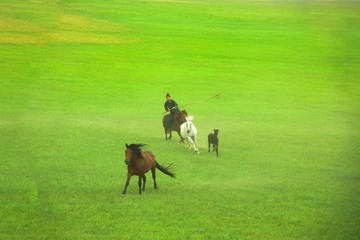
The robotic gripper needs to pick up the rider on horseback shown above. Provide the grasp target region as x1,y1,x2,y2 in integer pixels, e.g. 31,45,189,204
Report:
164,93,179,129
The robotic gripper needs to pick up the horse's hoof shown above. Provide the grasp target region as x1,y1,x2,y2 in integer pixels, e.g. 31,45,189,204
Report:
121,193,126,197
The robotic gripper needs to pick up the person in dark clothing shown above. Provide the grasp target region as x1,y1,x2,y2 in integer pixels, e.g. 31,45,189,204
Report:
164,93,178,113
164,93,179,130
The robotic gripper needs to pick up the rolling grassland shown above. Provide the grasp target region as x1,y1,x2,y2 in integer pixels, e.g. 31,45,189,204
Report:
1,0,359,239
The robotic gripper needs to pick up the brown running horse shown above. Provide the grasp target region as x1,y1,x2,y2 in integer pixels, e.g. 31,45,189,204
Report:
162,109,188,141
122,143,175,195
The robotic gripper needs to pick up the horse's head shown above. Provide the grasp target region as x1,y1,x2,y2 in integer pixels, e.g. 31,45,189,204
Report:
180,110,188,122
173,109,188,123
124,144,132,165
184,116,194,134
124,143,147,165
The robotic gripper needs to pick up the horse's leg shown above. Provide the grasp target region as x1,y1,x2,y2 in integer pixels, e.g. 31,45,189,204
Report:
165,118,172,140
138,176,142,194
185,137,191,149
142,175,146,192
151,168,158,189
208,141,211,152
122,173,132,196
164,128,168,140
215,145,219,157
177,129,184,143
169,129,172,140
188,137,195,151
193,136,200,154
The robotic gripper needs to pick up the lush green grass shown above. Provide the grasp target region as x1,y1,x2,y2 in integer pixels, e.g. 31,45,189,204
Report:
1,0,359,239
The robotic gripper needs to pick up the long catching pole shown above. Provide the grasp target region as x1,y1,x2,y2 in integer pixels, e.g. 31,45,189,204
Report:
179,92,223,109
162,92,223,114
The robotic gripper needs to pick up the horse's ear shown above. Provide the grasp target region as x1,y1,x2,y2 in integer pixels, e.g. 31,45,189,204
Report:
126,143,128,148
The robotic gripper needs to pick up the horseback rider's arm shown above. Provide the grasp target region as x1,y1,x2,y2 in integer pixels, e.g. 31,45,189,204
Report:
173,100,178,109
164,100,178,112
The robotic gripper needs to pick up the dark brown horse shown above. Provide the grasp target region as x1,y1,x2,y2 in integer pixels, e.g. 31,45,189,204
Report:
208,129,219,157
122,143,175,195
162,109,187,141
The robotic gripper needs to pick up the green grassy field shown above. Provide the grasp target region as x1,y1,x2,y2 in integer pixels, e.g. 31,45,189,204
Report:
1,0,360,239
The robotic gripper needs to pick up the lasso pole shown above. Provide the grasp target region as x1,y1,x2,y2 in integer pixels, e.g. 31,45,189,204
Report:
179,92,223,109
161,92,223,114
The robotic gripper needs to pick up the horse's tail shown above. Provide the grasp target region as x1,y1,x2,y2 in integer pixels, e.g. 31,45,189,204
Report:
156,162,176,178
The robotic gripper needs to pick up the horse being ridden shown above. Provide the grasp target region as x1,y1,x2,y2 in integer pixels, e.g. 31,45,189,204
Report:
122,143,175,195
180,116,200,154
162,109,188,141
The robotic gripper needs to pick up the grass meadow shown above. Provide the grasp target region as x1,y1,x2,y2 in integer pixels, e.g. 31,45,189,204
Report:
1,0,359,239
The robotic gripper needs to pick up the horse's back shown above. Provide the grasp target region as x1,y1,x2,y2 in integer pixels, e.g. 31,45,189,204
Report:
208,133,214,141
208,133,218,144
142,151,157,166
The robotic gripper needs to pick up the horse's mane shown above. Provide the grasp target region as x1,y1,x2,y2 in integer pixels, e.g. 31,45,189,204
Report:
173,109,187,122
127,143,148,158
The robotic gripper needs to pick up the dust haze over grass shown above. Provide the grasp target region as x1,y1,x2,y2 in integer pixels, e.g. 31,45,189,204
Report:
0,0,359,239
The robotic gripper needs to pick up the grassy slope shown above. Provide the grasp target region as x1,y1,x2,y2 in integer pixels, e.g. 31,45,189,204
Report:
1,0,359,239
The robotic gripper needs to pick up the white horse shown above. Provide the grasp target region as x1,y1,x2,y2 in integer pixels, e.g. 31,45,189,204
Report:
180,116,200,154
